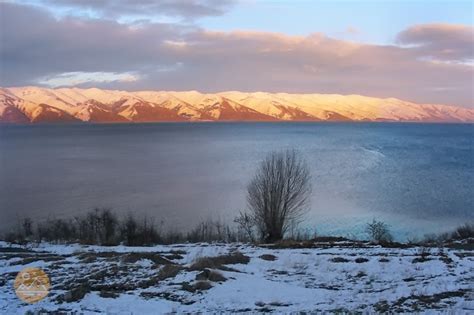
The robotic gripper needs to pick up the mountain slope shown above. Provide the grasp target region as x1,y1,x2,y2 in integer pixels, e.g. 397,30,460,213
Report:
0,87,472,123
30,104,80,123
117,101,187,122
74,100,129,123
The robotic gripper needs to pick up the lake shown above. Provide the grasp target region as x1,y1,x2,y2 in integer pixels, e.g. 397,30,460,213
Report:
0,122,472,240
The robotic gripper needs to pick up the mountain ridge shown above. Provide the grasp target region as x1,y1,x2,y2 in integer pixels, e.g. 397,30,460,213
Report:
1,86,473,123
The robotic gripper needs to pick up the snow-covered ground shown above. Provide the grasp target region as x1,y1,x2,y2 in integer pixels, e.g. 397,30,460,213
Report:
0,240,472,313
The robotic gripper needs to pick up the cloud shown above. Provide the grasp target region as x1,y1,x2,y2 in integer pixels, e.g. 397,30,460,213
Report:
346,26,359,35
39,0,236,19
0,2,191,84
397,23,474,62
1,3,472,107
161,30,472,106
38,71,139,87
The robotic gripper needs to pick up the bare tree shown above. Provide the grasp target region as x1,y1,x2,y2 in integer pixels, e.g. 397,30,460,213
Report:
247,149,311,242
366,219,393,243
234,211,256,243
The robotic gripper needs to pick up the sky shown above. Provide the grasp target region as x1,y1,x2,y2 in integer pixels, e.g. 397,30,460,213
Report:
0,0,473,107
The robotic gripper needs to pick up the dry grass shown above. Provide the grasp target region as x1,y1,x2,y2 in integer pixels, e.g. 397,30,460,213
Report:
58,284,91,303
157,264,183,281
99,290,120,299
265,237,366,249
259,254,277,261
375,289,469,312
330,257,350,263
10,254,65,265
189,251,250,271
77,251,121,262
193,281,213,291
121,252,173,265
181,280,213,292
195,269,227,282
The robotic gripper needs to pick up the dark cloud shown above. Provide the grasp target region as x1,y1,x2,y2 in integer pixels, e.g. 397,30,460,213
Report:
397,23,473,61
41,0,235,19
1,3,472,107
0,2,192,85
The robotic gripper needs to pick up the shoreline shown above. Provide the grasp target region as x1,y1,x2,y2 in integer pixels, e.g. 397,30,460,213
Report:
2,120,474,126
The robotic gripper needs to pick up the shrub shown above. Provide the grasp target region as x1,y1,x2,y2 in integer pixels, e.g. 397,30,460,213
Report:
451,223,474,240
21,218,33,238
38,218,76,243
186,219,236,243
246,150,311,243
287,226,318,242
119,215,161,246
234,211,257,243
420,222,474,245
366,219,393,243
120,214,138,246
412,247,431,263
74,208,119,245
2,208,340,246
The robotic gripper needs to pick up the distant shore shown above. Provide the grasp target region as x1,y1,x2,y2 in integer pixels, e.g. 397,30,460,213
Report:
2,87,473,123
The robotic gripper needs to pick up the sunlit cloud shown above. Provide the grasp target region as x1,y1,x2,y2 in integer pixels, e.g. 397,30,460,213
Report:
396,23,473,62
1,2,472,107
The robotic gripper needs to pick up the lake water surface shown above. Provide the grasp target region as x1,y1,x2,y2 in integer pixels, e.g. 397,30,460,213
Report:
1,123,473,240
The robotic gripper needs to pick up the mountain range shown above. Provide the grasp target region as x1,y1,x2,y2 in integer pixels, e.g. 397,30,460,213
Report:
1,86,473,123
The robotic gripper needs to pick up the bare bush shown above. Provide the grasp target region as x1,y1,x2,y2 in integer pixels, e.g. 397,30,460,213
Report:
4,210,242,246
246,150,311,243
234,211,257,243
3,217,36,244
21,218,33,238
366,219,393,243
412,247,431,263
120,214,139,245
73,208,119,245
287,226,318,242
2,207,324,246
160,229,186,245
451,223,474,240
38,218,76,243
119,214,161,246
186,219,236,243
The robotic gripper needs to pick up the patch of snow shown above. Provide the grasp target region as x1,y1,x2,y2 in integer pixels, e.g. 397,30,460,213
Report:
0,241,472,313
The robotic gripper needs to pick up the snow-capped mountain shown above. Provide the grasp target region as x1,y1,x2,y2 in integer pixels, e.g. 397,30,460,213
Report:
1,87,473,123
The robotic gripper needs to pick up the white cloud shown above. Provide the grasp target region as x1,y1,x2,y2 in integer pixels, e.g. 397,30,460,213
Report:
38,71,139,87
